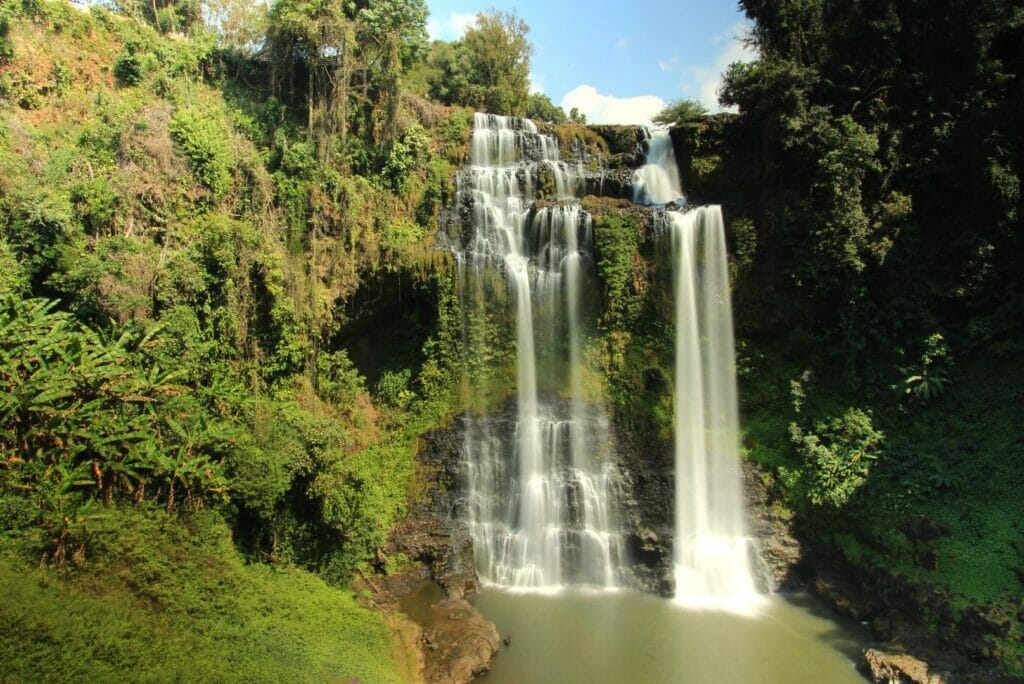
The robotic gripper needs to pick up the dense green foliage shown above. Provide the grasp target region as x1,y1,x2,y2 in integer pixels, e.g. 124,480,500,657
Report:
0,0,468,677
0,507,404,682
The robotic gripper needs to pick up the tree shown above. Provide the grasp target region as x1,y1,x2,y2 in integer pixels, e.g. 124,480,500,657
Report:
462,10,531,115
202,0,269,55
525,92,566,123
424,39,474,106
352,0,429,142
568,106,586,124
652,99,708,129
426,9,533,116
266,0,430,158
266,0,355,159
113,0,203,34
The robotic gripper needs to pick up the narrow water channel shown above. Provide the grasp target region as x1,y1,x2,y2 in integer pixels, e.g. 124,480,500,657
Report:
475,589,868,684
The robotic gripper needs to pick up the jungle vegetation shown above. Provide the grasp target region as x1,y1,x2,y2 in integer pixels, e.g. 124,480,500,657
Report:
0,0,1021,678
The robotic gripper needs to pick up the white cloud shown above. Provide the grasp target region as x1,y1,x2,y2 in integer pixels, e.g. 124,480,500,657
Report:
427,11,476,41
614,37,629,49
658,55,680,73
560,85,667,127
680,23,758,113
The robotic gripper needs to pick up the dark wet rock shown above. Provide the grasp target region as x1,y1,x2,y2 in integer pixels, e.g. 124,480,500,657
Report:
611,428,675,595
390,517,478,599
387,426,479,599
741,459,804,590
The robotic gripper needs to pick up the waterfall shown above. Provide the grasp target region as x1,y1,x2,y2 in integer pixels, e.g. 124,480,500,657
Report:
455,113,625,591
634,126,762,612
667,207,762,614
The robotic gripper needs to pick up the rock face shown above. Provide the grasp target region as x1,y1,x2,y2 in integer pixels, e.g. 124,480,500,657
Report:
613,435,675,596
388,427,478,598
589,125,648,164
741,459,804,590
390,517,477,599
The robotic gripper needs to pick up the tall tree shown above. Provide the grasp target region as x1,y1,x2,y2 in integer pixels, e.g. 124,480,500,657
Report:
265,0,429,158
462,10,532,115
426,9,533,116
267,0,354,159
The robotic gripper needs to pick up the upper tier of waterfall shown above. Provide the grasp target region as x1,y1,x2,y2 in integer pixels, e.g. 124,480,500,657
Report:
633,131,685,205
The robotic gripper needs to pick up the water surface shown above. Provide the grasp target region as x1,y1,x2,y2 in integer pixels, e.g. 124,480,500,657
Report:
476,589,868,684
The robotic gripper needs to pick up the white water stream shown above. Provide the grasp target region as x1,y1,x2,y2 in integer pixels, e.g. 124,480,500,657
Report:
634,132,685,205
667,207,762,613
454,116,761,608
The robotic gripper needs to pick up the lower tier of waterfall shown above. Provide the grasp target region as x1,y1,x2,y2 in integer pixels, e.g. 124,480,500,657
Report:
460,398,625,590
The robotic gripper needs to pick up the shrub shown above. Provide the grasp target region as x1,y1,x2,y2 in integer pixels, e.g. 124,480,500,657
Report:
113,52,143,86
169,108,233,197
71,177,119,235
375,368,413,407
381,124,429,192
790,407,884,509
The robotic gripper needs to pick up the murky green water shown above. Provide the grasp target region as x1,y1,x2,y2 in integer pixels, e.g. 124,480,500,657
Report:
475,589,868,684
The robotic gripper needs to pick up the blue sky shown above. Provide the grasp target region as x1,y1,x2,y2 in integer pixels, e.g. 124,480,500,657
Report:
426,0,758,125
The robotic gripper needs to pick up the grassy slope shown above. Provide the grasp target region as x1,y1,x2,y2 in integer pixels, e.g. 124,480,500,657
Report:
0,508,403,683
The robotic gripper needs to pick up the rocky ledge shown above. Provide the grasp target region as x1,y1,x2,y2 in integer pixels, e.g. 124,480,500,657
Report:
415,595,501,684
863,648,956,684
379,426,500,683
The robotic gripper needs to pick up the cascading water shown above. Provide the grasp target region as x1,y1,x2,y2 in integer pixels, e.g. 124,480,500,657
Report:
635,129,762,612
454,113,625,591
634,131,685,205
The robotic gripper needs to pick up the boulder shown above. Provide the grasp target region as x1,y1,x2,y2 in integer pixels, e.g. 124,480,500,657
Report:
862,648,956,684
420,598,501,684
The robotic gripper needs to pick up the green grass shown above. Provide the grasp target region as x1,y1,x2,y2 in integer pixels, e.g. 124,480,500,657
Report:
0,507,403,683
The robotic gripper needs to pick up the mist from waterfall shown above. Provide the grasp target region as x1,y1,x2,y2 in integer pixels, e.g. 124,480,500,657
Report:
454,113,625,591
